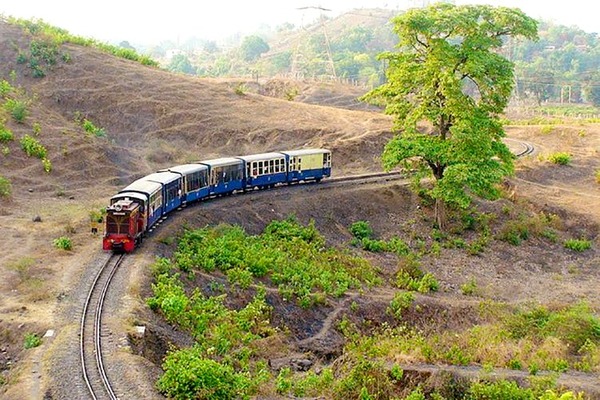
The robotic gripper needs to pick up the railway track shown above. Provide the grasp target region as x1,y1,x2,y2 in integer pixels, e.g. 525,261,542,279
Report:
80,253,125,400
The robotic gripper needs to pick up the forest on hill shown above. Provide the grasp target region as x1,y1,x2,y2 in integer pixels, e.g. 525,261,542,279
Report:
146,9,600,107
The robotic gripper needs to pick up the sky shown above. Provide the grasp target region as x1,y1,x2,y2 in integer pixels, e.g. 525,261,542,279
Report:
1,0,598,46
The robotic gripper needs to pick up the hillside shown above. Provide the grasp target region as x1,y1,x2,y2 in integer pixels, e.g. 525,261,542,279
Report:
1,16,600,400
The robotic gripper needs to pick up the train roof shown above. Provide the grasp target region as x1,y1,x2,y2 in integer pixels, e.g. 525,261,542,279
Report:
111,192,147,203
144,171,181,185
160,164,208,175
236,152,286,162
120,178,162,196
279,148,330,157
197,157,243,167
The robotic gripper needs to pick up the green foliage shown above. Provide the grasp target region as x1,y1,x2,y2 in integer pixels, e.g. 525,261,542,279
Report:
506,302,600,349
547,152,571,165
32,122,41,135
461,278,478,296
42,157,52,173
0,126,14,142
240,35,270,62
81,118,105,137
334,359,394,400
173,218,379,306
0,79,13,98
4,98,28,122
396,257,439,293
595,170,600,184
388,291,414,318
0,176,11,197
276,367,334,398
167,54,196,75
468,380,533,399
564,239,592,252
362,4,537,227
24,333,42,349
53,236,72,250
350,221,373,240
20,134,47,159
157,347,254,399
10,17,159,67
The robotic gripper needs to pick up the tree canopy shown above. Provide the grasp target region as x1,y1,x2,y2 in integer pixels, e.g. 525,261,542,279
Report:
240,35,270,62
363,3,538,228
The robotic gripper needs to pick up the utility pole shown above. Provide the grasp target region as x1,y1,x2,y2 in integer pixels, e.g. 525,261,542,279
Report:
296,6,337,80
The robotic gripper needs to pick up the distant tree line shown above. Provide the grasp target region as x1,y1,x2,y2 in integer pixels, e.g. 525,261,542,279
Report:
153,17,600,106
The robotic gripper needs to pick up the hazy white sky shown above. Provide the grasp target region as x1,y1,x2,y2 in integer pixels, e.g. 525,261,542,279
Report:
1,0,598,45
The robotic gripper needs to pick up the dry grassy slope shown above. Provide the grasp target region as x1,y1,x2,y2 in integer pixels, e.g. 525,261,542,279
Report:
0,19,392,200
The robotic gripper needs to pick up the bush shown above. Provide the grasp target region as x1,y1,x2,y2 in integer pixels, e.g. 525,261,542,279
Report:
24,333,42,349
81,118,106,137
0,126,13,142
0,79,12,97
548,152,571,165
20,134,47,159
4,98,28,122
461,278,478,296
53,236,72,250
564,239,592,252
157,348,254,399
42,157,52,173
0,176,11,197
595,170,600,185
388,291,414,318
349,221,373,240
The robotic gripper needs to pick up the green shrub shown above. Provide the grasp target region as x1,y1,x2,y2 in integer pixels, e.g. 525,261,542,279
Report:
388,291,414,318
0,176,11,197
350,221,373,240
4,98,28,122
0,79,12,97
157,348,254,399
548,152,571,165
53,236,72,250
468,380,533,399
20,134,47,158
461,278,478,296
564,239,592,252
81,118,106,137
0,124,12,142
42,157,52,173
361,238,388,252
24,333,42,349
595,170,600,184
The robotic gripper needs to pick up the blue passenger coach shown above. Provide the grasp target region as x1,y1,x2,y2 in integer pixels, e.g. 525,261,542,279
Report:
199,157,245,196
237,152,287,189
144,171,184,214
160,164,209,205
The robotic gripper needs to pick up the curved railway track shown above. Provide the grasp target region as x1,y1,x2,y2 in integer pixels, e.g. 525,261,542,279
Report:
76,141,533,398
80,253,125,400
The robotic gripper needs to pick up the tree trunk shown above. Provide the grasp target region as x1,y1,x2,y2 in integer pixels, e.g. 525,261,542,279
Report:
434,197,446,230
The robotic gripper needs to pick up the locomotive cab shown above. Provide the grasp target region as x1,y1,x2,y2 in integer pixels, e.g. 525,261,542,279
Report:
103,196,144,252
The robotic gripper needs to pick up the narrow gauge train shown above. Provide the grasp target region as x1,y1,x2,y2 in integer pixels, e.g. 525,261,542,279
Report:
103,148,332,252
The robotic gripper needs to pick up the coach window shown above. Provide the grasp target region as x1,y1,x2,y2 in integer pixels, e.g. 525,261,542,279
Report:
258,161,263,175
274,159,279,173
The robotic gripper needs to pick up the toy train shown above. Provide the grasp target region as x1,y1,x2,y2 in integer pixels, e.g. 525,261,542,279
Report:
103,149,332,252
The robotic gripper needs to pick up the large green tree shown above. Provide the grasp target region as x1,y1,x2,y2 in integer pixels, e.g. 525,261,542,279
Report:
363,4,538,228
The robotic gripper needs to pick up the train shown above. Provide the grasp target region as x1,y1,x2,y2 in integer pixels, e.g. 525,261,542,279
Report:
103,148,332,252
